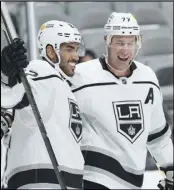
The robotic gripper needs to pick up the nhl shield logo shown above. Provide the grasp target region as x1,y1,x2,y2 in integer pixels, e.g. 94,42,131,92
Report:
113,100,144,143
68,99,82,143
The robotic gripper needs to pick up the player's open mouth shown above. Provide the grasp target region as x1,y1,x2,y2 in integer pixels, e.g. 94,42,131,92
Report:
118,56,129,61
68,62,76,68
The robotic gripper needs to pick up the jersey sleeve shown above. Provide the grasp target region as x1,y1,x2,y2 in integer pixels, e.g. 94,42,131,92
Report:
0,63,39,109
1,60,57,110
146,74,173,167
1,81,26,109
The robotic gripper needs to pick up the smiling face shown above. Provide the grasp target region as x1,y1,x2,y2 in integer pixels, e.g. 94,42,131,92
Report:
108,35,137,71
59,42,80,77
46,42,80,77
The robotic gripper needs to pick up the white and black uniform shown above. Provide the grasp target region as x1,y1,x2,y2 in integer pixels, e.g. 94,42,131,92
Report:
1,60,84,189
71,56,173,189
1,109,14,189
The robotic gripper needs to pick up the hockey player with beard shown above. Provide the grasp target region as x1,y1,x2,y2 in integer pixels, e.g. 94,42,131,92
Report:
1,20,84,189
70,12,174,189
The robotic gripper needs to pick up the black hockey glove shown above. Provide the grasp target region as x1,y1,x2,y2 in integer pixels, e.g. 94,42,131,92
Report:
157,166,174,190
1,38,29,87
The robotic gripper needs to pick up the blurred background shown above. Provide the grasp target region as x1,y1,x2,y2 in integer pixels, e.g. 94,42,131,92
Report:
1,1,173,188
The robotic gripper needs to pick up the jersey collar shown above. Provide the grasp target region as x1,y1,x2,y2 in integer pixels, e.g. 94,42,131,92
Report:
47,61,72,87
56,65,72,87
99,55,137,79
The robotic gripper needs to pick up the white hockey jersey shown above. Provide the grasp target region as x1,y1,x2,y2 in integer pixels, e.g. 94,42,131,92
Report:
1,60,84,189
71,57,173,189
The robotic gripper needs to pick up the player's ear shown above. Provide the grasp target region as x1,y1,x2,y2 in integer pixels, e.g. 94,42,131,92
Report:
46,45,50,57
104,35,107,41
46,45,53,57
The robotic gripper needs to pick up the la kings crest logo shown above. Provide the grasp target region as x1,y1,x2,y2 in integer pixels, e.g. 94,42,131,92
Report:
113,100,144,143
68,99,82,143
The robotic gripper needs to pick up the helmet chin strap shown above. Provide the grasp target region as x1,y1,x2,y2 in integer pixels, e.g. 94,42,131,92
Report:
45,50,70,80
45,50,61,71
105,57,133,73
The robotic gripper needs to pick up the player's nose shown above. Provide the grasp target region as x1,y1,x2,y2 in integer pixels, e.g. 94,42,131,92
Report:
121,45,130,55
71,51,79,62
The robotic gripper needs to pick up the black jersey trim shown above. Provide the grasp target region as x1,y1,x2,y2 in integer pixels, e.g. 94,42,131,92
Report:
7,168,83,189
83,179,110,189
3,112,14,123
99,56,137,79
133,81,160,90
82,150,144,187
148,123,169,142
72,82,117,93
66,79,72,87
1,114,10,128
32,74,63,81
12,75,63,110
59,72,72,87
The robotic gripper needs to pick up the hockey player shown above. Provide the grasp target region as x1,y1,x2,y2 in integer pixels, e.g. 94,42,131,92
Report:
1,109,14,189
70,12,174,189
1,20,84,189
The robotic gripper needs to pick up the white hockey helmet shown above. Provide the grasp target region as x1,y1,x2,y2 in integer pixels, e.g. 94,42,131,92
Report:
104,12,141,50
37,20,82,65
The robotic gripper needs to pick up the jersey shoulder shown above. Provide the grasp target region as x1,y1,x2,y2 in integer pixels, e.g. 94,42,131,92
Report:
71,59,102,90
134,60,159,85
76,58,101,73
25,60,59,78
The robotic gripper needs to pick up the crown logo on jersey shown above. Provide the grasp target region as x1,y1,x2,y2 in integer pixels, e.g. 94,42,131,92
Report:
128,125,136,136
68,99,82,143
76,125,81,135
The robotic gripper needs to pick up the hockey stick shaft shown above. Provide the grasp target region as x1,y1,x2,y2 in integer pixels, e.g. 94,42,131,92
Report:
1,3,67,189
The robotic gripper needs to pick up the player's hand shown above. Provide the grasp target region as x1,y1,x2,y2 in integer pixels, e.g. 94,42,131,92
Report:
1,38,29,78
157,166,173,190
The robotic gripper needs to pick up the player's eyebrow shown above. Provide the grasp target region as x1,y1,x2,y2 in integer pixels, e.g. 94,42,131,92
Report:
66,45,76,49
115,40,135,44
65,44,80,51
